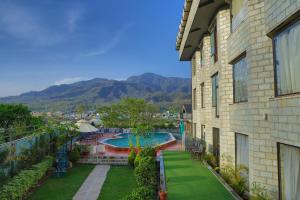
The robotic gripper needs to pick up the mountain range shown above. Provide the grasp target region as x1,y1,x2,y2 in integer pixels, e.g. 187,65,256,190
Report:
0,73,191,112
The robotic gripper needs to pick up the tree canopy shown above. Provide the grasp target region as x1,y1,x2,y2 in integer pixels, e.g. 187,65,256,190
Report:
97,98,158,131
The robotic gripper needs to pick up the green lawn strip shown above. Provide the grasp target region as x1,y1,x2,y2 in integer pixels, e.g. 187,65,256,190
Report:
29,164,95,200
98,166,137,200
164,151,235,200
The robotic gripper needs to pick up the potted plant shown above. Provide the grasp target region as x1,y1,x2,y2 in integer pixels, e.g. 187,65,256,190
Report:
159,190,167,200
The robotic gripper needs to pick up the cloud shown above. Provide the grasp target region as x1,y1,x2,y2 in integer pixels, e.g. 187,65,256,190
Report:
83,23,133,56
66,6,84,33
0,2,83,45
54,77,88,85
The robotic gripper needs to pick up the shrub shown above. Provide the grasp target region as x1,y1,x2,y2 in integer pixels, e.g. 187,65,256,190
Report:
0,156,53,200
204,153,218,169
122,186,155,200
0,147,9,164
220,160,248,197
69,148,80,163
134,156,157,189
134,153,141,168
139,147,156,158
128,148,136,167
250,182,272,200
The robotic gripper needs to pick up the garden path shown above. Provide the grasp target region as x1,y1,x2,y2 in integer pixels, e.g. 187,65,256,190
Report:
73,165,110,200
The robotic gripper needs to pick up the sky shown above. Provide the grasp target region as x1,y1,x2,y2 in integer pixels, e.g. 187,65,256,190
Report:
0,0,190,97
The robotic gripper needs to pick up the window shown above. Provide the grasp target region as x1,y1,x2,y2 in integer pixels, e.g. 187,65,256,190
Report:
235,133,249,168
192,57,196,76
193,123,197,137
201,124,205,141
201,46,204,67
278,143,300,200
235,133,249,188
212,73,219,117
193,88,197,110
210,24,218,63
274,19,300,96
201,82,205,108
233,54,248,103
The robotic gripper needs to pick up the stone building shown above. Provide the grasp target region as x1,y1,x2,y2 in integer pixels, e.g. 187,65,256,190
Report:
176,0,300,199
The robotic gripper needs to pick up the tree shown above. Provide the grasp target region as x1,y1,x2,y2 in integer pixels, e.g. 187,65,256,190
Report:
0,104,45,142
75,104,86,118
97,98,159,147
98,98,158,129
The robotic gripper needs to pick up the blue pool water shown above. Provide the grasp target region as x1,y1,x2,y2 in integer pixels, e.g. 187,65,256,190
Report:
101,132,174,148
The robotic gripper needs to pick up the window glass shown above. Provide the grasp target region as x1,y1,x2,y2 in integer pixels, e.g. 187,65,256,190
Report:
275,20,300,95
193,88,197,110
233,56,248,102
212,73,219,117
210,25,218,62
201,83,205,108
279,144,300,200
236,133,249,168
201,48,204,67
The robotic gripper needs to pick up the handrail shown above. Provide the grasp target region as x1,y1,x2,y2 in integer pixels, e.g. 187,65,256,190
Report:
159,152,167,192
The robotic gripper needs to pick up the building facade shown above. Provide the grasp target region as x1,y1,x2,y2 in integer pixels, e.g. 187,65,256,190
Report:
176,0,300,199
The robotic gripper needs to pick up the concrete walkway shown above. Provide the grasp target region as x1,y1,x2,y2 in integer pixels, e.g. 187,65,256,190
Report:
73,165,110,200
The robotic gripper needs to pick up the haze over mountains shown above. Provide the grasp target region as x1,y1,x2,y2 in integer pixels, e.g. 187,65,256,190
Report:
0,73,191,112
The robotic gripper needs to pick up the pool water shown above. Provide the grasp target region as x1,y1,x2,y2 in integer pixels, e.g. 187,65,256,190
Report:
101,132,174,148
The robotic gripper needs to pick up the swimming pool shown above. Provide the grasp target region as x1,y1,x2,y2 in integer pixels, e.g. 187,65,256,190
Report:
100,132,176,148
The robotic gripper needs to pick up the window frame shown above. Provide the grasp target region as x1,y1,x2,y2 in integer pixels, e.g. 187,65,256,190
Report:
201,124,205,141
234,132,249,168
211,72,219,118
201,82,205,108
201,44,204,67
232,52,248,103
273,17,300,97
210,23,218,63
277,142,300,200
193,88,197,110
192,57,196,76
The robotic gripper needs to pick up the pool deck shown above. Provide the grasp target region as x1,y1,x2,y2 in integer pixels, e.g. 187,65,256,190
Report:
78,133,182,157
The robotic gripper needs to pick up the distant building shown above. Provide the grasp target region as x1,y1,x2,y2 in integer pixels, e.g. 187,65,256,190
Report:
175,0,300,198
179,104,192,136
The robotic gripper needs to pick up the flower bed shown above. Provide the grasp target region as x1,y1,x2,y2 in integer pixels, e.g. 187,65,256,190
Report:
0,156,53,200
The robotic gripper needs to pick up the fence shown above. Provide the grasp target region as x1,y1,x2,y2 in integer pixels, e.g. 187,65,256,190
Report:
0,132,52,187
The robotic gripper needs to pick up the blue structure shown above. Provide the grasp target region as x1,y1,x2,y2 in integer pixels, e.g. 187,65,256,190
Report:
55,144,68,177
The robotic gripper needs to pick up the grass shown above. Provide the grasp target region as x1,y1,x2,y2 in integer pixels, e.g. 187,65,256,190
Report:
163,151,235,200
29,164,95,200
98,166,136,200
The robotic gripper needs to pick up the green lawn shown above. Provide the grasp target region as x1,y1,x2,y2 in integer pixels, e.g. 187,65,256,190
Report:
29,164,95,200
164,151,235,200
98,166,136,200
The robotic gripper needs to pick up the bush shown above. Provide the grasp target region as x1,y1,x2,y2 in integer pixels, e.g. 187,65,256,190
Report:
139,147,156,158
0,156,53,200
250,182,272,200
122,186,155,200
134,156,157,189
0,147,9,164
204,153,218,169
134,153,141,168
69,148,80,163
219,160,248,197
128,148,136,167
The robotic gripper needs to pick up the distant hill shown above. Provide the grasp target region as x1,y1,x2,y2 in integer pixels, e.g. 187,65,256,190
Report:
0,73,191,112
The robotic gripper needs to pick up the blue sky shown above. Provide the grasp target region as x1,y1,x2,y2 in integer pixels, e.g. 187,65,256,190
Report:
0,0,190,97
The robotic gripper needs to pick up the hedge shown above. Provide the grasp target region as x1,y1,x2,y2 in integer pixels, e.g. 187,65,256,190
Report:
0,156,53,200
123,147,158,200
